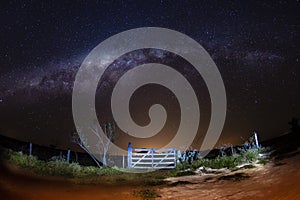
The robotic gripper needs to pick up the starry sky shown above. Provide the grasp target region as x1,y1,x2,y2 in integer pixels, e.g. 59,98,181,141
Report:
0,0,299,150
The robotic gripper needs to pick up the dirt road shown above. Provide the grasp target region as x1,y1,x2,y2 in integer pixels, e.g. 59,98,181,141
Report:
159,150,300,200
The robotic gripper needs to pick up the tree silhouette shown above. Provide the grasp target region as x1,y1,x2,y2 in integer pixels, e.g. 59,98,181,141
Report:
92,122,115,166
72,121,116,167
71,130,101,167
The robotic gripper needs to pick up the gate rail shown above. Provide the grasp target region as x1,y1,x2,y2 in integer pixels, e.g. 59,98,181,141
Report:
128,146,177,169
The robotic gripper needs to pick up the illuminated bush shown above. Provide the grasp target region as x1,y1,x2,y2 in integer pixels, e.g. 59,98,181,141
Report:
3,148,121,178
188,148,261,171
191,156,243,170
8,150,40,168
242,148,259,162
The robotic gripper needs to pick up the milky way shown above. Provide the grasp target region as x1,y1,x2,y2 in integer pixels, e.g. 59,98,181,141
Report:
0,1,299,149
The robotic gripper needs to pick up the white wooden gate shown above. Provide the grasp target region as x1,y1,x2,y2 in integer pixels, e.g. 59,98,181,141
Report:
128,147,177,169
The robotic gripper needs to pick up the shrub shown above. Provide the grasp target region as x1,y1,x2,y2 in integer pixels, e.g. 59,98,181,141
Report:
97,166,122,176
191,156,243,170
190,148,261,171
3,148,121,178
8,150,40,168
47,160,73,177
80,165,101,176
241,148,259,163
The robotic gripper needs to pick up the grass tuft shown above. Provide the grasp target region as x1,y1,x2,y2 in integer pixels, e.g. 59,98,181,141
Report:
133,189,161,200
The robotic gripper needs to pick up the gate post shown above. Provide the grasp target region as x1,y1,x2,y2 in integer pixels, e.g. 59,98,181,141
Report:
151,148,154,168
173,148,176,167
128,142,132,168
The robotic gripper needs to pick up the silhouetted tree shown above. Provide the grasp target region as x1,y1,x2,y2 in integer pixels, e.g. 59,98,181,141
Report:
95,122,115,166
72,121,116,167
71,131,101,167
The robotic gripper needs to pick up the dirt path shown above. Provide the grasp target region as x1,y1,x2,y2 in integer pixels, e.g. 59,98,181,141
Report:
159,151,300,200
0,163,140,200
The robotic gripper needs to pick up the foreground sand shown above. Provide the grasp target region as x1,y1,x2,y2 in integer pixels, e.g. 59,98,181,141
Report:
1,150,300,200
159,150,300,200
0,163,141,200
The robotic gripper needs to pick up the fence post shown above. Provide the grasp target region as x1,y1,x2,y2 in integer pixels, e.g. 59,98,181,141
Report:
177,150,181,163
67,148,70,163
122,154,125,168
128,142,132,168
230,144,234,155
29,143,32,156
254,132,260,148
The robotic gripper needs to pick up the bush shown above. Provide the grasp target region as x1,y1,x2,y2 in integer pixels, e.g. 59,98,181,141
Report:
191,155,243,170
97,166,122,176
80,166,101,176
188,148,261,171
8,150,40,168
3,148,121,178
242,148,259,162
47,160,77,177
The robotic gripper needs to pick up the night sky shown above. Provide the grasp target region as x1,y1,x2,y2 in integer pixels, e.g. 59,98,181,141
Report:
0,0,299,150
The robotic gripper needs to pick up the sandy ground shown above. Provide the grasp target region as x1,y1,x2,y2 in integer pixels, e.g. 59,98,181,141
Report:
159,150,300,200
0,163,140,200
1,150,300,200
